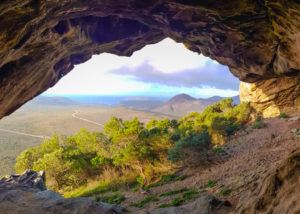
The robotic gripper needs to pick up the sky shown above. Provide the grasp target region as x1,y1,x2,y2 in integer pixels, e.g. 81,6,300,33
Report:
45,38,239,98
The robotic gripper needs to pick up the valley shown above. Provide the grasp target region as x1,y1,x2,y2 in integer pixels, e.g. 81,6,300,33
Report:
0,97,167,175
0,94,231,175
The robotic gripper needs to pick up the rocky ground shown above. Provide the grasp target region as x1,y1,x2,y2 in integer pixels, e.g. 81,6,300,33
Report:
117,116,299,213
0,117,299,214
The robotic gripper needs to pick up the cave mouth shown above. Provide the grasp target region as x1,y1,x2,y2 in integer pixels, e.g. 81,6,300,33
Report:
1,0,299,120
44,38,239,100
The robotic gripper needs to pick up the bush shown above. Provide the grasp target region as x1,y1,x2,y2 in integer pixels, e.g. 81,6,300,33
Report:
159,189,199,208
219,187,231,196
207,180,217,188
132,196,159,208
211,116,240,136
95,193,125,204
252,117,265,129
15,99,252,195
279,112,288,118
147,173,186,188
168,130,210,163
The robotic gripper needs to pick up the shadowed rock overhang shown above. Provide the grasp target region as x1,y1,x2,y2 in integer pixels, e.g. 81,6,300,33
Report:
0,0,300,118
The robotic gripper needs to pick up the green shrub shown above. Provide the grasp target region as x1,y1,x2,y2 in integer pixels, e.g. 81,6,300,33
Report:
168,130,210,163
132,196,159,208
207,180,217,188
171,197,185,206
212,147,225,154
252,117,265,129
95,193,125,204
158,189,199,208
182,189,198,200
219,188,231,196
147,174,186,188
211,116,240,136
279,112,288,118
136,175,145,188
15,99,252,196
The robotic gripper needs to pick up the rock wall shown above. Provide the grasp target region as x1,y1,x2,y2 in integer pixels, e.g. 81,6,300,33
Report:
240,76,300,117
236,149,300,214
0,170,124,214
0,0,300,117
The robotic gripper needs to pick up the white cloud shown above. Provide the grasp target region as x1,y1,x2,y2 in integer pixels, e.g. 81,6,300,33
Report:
45,38,239,97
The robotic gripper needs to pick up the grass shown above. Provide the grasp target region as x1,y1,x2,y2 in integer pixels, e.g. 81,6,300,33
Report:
251,117,265,129
95,193,125,204
147,173,187,188
279,112,288,118
159,188,189,197
64,175,136,198
132,196,159,208
182,189,198,200
65,182,118,198
212,147,226,154
206,180,217,188
219,187,231,196
158,189,199,208
171,197,185,206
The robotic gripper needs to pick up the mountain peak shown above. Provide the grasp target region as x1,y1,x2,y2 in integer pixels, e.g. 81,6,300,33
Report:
167,93,196,104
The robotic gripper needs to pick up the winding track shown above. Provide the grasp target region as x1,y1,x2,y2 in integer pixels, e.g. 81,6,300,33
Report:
71,110,104,127
0,110,104,139
0,128,50,139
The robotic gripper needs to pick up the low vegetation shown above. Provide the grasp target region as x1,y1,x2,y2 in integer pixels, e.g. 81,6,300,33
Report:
206,180,217,188
132,196,159,208
15,98,252,200
159,189,199,208
147,173,187,189
279,112,288,119
95,193,125,204
251,116,265,129
219,187,232,197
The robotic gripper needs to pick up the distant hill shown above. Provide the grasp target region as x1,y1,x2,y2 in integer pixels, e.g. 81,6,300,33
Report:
118,99,164,111
27,96,79,106
166,93,196,104
153,94,240,117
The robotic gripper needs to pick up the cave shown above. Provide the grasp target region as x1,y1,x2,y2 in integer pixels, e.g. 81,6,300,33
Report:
1,1,300,214
0,0,299,119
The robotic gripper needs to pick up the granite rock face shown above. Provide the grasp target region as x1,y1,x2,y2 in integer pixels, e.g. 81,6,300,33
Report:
0,0,300,117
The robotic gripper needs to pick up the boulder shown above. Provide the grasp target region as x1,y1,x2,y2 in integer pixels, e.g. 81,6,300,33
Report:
0,170,125,214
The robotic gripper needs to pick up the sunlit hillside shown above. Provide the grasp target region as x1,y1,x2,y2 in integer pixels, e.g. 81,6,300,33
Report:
0,97,167,175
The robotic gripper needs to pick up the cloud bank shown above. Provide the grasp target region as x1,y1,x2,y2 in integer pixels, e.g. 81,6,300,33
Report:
111,61,239,90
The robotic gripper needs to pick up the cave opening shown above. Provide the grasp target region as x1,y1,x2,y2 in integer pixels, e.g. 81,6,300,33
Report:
1,2,300,212
0,37,239,176
45,37,240,99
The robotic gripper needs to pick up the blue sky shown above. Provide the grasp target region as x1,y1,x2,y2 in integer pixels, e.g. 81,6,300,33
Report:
45,38,239,98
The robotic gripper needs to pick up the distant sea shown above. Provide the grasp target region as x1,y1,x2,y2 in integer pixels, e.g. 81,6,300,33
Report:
61,95,169,106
